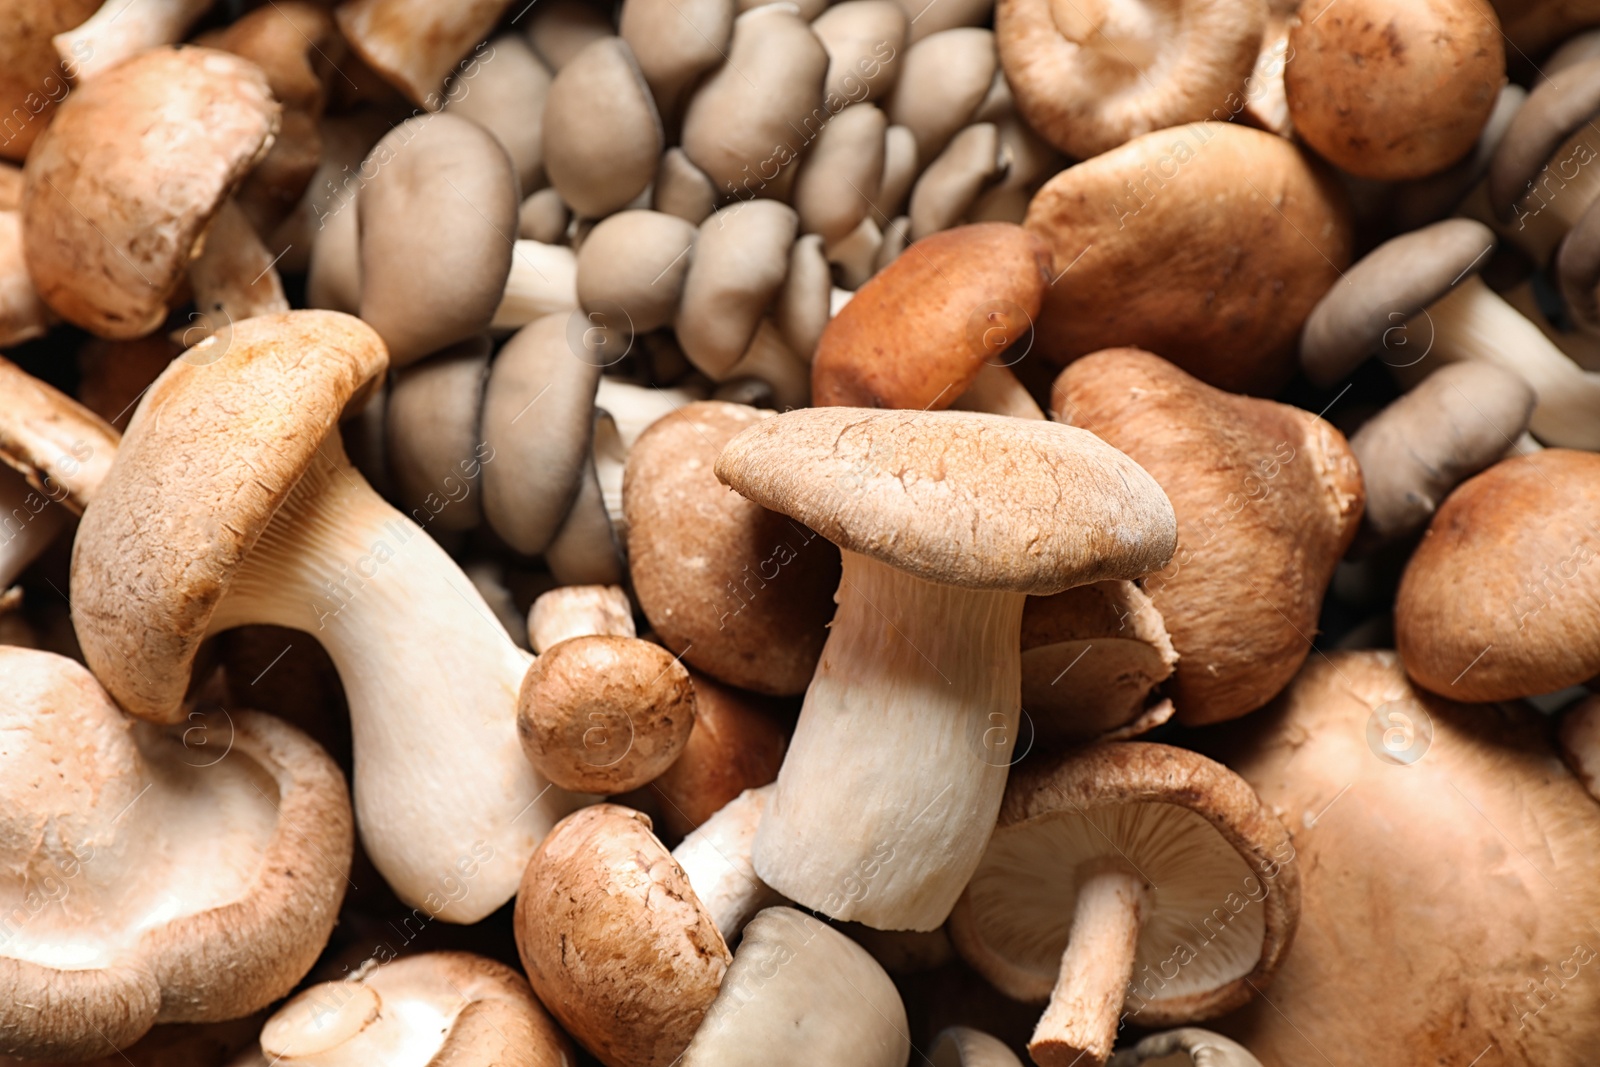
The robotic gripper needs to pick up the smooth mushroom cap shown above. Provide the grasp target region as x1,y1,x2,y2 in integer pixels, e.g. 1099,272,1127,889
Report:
384,335,491,533
716,406,1177,595
0,0,100,162
676,201,800,378
1396,449,1600,701
620,0,736,114
357,113,519,367
654,147,718,224
887,28,996,166
0,648,352,1060
335,0,517,107
444,33,553,192
527,583,636,652
812,1,908,103
0,355,119,514
1106,1028,1263,1067
908,122,1003,238
253,952,571,1067
523,0,615,70
22,47,280,338
576,209,698,333
515,805,731,1067
1488,56,1600,222
930,1027,1023,1067
1299,218,1496,388
543,37,663,218
793,103,888,245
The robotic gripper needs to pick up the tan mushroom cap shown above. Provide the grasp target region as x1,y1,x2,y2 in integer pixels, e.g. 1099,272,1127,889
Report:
577,209,698,333
335,0,516,107
0,4,100,160
1396,449,1600,701
716,405,1176,595
0,355,118,514
1106,1028,1263,1067
0,647,352,1060
22,46,280,339
812,1,908,104
70,310,386,724
517,634,697,794
384,335,491,534
443,33,552,193
515,804,731,1067
620,0,736,114
997,0,1263,160
1026,122,1351,394
543,37,663,219
1488,56,1600,222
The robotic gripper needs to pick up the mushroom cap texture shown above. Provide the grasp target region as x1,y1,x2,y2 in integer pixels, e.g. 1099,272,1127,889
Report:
950,742,1298,1027
1199,651,1600,1065
0,356,119,514
1026,123,1351,394
1299,218,1495,388
1396,449,1600,701
0,648,352,1060
514,805,730,1067
1054,350,1363,724
22,47,281,338
997,0,1265,160
1489,56,1600,221
626,401,840,695
70,310,388,725
812,223,1052,410
714,406,1177,594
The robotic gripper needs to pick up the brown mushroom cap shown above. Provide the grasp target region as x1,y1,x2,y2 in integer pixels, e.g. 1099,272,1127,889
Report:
0,355,118,514
1053,349,1363,725
0,1,100,162
1396,449,1600,701
515,804,731,1067
22,46,280,339
336,0,517,107
716,405,1177,595
1488,56,1600,223
0,647,352,1060
812,222,1052,410
1026,123,1351,394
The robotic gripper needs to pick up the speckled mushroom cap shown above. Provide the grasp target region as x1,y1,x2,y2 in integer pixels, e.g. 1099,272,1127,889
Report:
715,406,1176,595
1106,1028,1263,1067
1488,56,1600,223
0,647,352,1061
514,804,731,1067
0,355,118,514
22,47,280,339
949,742,1299,1027
1299,218,1495,388
69,310,387,724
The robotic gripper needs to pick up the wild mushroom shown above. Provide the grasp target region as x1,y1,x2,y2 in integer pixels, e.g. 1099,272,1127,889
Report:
443,33,553,193
233,952,572,1066
334,0,517,107
0,647,352,1059
527,582,636,652
53,0,215,83
1027,122,1352,394
716,406,1176,930
930,1027,1023,1067
184,197,291,337
997,0,1263,160
1107,1029,1263,1067
948,742,1298,1067
908,123,1003,239
383,335,492,534
543,36,662,218
69,311,576,923
620,0,736,117
812,1,908,105
676,201,800,380
887,28,996,166
793,103,888,245
576,209,698,333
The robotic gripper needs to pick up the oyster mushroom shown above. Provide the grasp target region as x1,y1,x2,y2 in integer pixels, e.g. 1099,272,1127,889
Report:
1107,1029,1263,1067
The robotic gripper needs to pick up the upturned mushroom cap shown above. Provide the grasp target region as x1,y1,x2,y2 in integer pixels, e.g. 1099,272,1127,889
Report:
70,310,386,723
247,952,571,1067
1488,56,1600,223
527,583,636,652
0,355,118,514
625,401,841,695
1026,123,1352,394
335,0,516,107
22,46,280,338
997,0,1264,160
949,743,1299,1025
1396,449,1600,701
384,335,491,533
1106,1028,1262,1067
813,223,1051,409
543,37,663,218
1299,218,1496,388
716,405,1177,595
0,647,352,1060
515,804,731,1067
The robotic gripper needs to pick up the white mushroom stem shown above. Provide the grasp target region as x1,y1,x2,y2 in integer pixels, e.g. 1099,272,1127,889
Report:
185,198,290,342
527,583,635,653
491,240,579,330
950,363,1046,419
594,378,704,530
672,785,784,940
1502,278,1600,372
55,0,215,81
1029,860,1151,1067
0,467,66,590
752,549,1024,931
1397,273,1600,449
207,436,575,923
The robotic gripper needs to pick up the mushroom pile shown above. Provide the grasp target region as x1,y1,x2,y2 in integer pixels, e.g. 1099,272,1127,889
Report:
4,0,1600,1065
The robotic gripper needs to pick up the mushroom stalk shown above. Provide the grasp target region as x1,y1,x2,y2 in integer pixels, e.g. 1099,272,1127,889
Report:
950,363,1046,419
753,549,1024,930
672,785,783,940
491,240,578,330
186,198,290,339
1030,861,1151,1067
55,0,215,81
208,434,572,923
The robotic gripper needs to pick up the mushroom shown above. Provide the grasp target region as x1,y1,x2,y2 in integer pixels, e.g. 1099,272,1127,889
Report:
654,147,718,224
1106,1029,1263,1067
443,33,553,192
524,0,616,71
1202,650,1600,1063
949,742,1299,1067
0,0,99,161
383,335,492,534
334,0,517,107
812,1,908,105
624,401,841,696
53,0,215,83
232,952,572,1066
1559,694,1600,802
648,669,788,837
542,36,662,219
1395,448,1600,701
620,0,736,117
22,46,280,339
1027,122,1352,394
490,239,580,330
1390,81,1525,232
793,103,888,245
519,187,570,241
576,209,698,333
1053,349,1362,724
69,311,576,923
909,123,1003,239
0,1015,267,1067
996,0,1263,160
775,234,833,361
0,647,352,1059
887,28,995,165
930,1026,1022,1067
1284,0,1504,180
184,197,291,337
527,582,636,652
676,201,800,381
716,406,1176,930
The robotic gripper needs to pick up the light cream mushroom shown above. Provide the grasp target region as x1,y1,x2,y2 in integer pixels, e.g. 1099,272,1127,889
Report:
491,239,580,330
577,210,698,333
519,187,572,242
878,123,920,217
677,201,800,377
930,1028,1023,1067
909,122,1002,238
543,36,663,218
335,0,517,107
621,0,736,115
54,0,215,82
794,103,888,244
1107,1029,1263,1067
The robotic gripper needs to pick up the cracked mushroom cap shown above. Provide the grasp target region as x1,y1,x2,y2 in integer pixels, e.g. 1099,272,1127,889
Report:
70,310,387,724
236,952,571,1067
0,355,119,514
1106,1028,1262,1067
22,46,280,339
514,804,731,1067
714,406,1177,595
0,647,352,1061
949,743,1299,1028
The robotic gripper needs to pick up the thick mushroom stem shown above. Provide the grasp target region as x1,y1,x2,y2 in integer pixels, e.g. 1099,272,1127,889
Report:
186,198,290,340
54,0,215,81
207,435,572,923
0,467,66,589
491,241,578,330
672,785,783,940
752,549,1024,930
1030,860,1151,1067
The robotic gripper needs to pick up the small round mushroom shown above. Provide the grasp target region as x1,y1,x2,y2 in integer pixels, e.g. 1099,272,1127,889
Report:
53,0,215,83
527,582,636,652
384,335,492,534
577,209,698,332
543,36,663,218
519,187,571,242
676,201,800,379
334,0,517,107
443,33,553,192
1106,1029,1263,1067
949,743,1298,1067
930,1027,1022,1067
775,233,833,360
